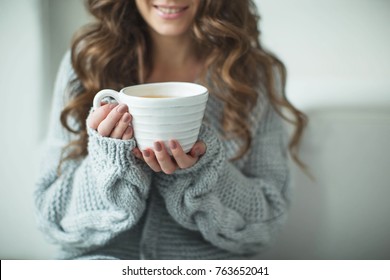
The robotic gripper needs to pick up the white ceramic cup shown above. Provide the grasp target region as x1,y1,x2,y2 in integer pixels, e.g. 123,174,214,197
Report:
93,82,209,154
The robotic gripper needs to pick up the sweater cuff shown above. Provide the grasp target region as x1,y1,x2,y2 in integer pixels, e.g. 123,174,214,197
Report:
87,126,137,170
87,126,152,209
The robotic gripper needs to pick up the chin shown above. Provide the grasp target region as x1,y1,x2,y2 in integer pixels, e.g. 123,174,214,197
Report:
154,27,191,37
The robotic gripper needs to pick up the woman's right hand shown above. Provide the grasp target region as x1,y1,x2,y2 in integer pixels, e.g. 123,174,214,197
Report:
87,103,133,140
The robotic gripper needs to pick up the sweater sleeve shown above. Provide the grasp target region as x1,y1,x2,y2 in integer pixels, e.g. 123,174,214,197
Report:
155,98,290,255
34,52,152,250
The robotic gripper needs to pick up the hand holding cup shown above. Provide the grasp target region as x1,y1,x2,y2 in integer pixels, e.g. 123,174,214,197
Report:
87,103,133,140
91,82,209,174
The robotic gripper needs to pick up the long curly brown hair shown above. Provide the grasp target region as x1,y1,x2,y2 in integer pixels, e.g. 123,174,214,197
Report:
60,0,307,167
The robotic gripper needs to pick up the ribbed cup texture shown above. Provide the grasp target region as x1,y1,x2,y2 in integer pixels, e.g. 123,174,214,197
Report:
131,100,208,154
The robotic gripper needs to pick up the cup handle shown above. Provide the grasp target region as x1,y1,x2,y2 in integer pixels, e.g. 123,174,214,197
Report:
93,89,120,109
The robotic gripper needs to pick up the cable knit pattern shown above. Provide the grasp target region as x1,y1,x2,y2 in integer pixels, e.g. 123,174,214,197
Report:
35,52,291,259
155,105,289,255
34,52,152,254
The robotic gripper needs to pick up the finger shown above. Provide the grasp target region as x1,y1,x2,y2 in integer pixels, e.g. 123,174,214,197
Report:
110,112,132,139
189,141,207,158
97,104,128,137
87,103,117,129
122,126,133,140
154,141,177,174
142,149,162,172
170,140,197,169
132,147,143,160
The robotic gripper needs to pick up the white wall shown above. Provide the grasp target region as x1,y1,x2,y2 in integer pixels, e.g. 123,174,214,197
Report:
257,0,390,114
0,0,55,259
0,0,389,259
256,0,390,259
0,0,89,260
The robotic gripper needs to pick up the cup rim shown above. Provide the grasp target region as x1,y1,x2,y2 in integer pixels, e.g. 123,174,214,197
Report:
120,82,208,100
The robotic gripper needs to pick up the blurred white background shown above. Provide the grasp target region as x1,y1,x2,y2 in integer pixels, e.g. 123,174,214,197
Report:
0,0,389,259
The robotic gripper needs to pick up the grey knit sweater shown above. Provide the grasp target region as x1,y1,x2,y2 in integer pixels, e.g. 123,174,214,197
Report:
35,52,291,260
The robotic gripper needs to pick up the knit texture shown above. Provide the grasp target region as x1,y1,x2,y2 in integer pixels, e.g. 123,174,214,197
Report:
34,51,291,259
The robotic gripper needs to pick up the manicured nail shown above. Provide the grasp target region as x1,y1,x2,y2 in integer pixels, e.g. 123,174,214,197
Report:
170,140,177,150
143,150,150,158
194,148,200,157
123,113,131,123
116,104,127,113
108,103,117,110
125,126,132,135
154,142,162,152
133,150,141,158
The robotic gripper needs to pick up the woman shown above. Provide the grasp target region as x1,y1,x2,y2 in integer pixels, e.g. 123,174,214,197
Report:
35,0,307,259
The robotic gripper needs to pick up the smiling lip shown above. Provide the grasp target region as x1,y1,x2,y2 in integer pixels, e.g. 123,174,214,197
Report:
154,5,189,19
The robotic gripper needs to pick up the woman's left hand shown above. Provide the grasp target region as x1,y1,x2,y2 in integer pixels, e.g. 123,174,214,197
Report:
132,140,206,174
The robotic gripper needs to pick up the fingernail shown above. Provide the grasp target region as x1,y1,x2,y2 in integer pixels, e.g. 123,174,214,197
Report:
194,148,200,157
123,113,131,123
116,104,127,113
108,103,117,110
126,126,132,135
170,140,177,150
154,142,162,152
133,150,141,158
143,150,150,158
